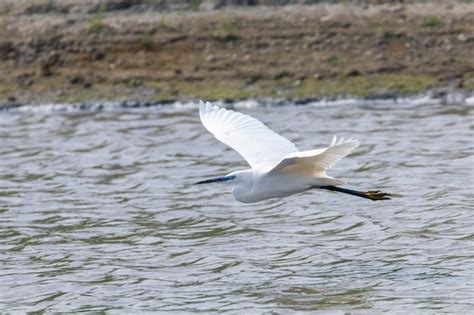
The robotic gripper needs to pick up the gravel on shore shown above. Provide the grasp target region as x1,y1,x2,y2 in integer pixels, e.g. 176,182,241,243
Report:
0,2,473,105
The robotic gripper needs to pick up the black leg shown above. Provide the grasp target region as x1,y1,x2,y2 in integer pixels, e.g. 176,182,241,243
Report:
318,185,391,201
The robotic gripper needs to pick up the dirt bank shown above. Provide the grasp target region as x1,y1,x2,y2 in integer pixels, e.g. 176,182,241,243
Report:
0,2,473,105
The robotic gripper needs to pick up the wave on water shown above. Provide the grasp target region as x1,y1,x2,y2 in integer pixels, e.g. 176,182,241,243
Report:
1,90,473,113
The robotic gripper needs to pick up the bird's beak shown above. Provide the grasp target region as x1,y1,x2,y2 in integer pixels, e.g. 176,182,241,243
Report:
194,175,236,185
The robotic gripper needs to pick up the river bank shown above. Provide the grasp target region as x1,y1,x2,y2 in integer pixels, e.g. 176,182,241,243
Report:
1,2,473,107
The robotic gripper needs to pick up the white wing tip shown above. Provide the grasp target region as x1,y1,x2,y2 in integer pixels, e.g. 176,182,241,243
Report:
199,100,206,115
199,100,220,113
330,136,359,149
199,100,220,116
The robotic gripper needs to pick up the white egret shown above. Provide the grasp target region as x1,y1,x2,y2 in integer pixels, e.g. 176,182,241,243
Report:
195,101,390,203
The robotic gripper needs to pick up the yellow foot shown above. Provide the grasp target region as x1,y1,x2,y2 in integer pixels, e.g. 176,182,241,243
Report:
365,190,391,201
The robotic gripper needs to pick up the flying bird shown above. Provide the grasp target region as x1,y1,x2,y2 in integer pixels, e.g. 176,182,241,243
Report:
195,101,390,203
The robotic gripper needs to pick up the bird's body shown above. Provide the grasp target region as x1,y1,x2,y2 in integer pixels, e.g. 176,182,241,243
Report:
228,167,343,203
196,101,390,203
228,170,307,203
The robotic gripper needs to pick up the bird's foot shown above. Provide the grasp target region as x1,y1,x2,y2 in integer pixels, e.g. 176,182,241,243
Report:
364,190,391,201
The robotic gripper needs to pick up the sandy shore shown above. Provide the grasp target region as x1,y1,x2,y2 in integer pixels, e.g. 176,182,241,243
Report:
0,2,473,106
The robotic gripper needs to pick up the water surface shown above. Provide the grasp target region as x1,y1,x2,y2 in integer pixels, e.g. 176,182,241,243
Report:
1,100,473,312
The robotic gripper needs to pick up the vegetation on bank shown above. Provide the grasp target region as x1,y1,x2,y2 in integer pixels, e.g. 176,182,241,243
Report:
2,72,470,105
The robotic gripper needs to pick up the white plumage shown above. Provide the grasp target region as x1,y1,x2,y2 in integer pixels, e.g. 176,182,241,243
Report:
199,100,298,169
197,101,390,203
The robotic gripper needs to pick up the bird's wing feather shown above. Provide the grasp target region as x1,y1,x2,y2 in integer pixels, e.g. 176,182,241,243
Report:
199,101,299,169
268,136,359,177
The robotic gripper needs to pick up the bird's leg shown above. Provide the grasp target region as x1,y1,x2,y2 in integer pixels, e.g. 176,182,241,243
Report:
318,185,391,201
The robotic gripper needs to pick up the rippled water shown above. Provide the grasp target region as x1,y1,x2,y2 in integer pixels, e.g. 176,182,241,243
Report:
1,100,473,312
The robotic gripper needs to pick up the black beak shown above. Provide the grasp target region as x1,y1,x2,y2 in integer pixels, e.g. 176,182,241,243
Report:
194,175,236,185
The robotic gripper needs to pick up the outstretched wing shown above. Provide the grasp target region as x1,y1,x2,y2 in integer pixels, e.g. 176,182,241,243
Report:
199,101,298,169
269,136,359,178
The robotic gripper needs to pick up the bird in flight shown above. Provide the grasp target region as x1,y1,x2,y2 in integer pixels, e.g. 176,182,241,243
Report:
195,101,390,203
